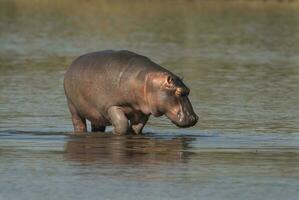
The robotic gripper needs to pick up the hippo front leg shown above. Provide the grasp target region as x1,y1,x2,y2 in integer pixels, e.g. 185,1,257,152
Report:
108,106,129,135
130,115,149,134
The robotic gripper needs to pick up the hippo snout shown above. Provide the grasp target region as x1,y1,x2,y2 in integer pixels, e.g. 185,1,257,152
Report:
175,111,198,128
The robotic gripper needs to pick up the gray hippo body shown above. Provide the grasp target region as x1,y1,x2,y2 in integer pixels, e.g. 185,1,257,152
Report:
64,50,198,134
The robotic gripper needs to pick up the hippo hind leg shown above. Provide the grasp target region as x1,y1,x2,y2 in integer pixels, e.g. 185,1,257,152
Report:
67,100,87,133
91,123,106,132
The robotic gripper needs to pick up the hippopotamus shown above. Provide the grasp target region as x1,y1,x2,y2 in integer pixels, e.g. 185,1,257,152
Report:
64,50,198,134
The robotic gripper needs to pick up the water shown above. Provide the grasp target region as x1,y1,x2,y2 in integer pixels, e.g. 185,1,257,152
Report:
1,0,299,199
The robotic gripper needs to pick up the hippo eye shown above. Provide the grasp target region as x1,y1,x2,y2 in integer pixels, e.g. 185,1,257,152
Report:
183,88,190,96
175,87,189,97
181,92,188,97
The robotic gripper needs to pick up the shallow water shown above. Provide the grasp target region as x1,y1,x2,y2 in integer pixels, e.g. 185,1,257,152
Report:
1,0,299,199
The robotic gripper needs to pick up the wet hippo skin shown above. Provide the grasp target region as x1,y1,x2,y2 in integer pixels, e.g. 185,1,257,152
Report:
64,50,198,134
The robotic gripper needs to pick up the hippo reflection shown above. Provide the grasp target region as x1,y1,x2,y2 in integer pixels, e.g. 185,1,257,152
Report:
64,134,194,164
64,50,198,134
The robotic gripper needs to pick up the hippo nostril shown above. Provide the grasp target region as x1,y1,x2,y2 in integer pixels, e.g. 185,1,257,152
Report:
189,115,194,121
189,114,198,124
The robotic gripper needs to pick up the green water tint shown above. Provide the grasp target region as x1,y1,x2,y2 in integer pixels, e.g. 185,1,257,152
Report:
0,0,299,199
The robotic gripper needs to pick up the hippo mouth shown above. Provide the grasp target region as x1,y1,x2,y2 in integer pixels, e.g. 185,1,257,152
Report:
169,113,198,128
175,122,196,128
172,119,198,128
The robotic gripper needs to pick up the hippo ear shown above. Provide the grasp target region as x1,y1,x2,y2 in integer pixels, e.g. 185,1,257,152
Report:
166,75,175,87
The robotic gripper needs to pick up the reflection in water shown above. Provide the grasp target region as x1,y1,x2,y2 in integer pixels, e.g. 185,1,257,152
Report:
64,133,194,165
62,132,299,181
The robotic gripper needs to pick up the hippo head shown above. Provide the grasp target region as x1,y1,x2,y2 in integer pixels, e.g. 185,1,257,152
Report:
145,72,198,128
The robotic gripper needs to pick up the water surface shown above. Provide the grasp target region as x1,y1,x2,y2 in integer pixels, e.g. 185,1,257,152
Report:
0,0,299,199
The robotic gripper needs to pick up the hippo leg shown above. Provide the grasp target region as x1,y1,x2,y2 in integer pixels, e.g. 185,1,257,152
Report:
130,115,149,134
67,100,87,133
108,106,129,135
91,124,106,132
